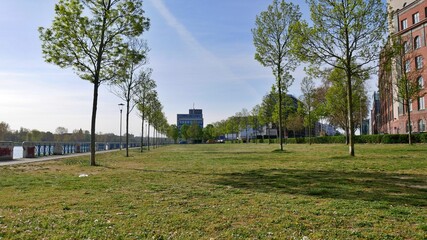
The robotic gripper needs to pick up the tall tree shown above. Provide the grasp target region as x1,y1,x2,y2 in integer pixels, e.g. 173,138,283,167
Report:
213,120,227,140
260,85,278,143
155,113,168,147
325,68,369,141
250,104,261,143
292,0,387,156
300,76,316,144
274,94,298,140
0,122,10,141
180,124,190,142
252,0,301,151
203,124,215,142
151,104,166,148
112,38,149,157
145,90,160,150
187,122,203,143
286,111,304,138
239,108,250,143
39,0,150,165
168,124,179,144
226,116,239,143
55,126,68,135
136,69,156,152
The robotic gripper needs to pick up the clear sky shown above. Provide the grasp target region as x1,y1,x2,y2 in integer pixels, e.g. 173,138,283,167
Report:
0,0,377,136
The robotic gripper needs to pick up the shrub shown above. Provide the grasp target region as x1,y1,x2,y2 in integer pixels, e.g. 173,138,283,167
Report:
321,136,346,144
354,135,383,144
381,134,411,144
382,134,398,144
262,133,427,144
419,133,427,143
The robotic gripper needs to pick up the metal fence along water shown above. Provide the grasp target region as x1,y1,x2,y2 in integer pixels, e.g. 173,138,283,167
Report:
0,142,141,160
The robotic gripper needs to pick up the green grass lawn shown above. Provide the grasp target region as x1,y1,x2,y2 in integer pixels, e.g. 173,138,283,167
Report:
0,144,426,239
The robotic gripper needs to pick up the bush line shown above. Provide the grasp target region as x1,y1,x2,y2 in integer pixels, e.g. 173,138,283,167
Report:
225,133,427,144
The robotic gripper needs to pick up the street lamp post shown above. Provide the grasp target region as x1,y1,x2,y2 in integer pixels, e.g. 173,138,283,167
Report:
118,103,124,150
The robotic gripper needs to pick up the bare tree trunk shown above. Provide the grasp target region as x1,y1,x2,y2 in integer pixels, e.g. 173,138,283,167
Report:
140,117,144,152
154,128,157,149
126,99,130,157
147,122,150,151
245,119,249,143
278,76,284,151
90,82,99,166
347,73,355,156
345,126,349,145
308,112,311,145
140,97,146,152
407,100,413,144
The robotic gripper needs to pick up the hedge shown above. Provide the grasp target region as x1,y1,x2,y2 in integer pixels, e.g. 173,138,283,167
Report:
223,133,427,144
286,133,427,144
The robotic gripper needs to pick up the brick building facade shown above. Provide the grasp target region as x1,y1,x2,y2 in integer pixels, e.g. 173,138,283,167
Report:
377,0,427,134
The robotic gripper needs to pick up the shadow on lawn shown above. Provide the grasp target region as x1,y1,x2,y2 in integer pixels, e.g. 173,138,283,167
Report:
213,169,427,206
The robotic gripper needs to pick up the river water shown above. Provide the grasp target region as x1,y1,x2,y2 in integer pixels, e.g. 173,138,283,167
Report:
13,146,23,159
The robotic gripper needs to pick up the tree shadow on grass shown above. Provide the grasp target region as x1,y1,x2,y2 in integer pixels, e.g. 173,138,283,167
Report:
213,169,427,206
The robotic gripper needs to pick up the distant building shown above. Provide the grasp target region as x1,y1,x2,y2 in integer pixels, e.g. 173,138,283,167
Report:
177,109,204,130
370,92,380,134
362,119,370,135
313,122,338,136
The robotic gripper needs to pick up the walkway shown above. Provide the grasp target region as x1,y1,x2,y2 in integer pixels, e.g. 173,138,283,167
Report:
0,150,121,167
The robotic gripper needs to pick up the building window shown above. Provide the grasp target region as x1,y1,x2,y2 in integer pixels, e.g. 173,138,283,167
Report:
405,59,410,72
401,19,408,30
418,76,424,88
419,119,426,132
404,41,410,53
419,96,425,110
414,36,421,49
410,99,413,112
413,12,420,24
416,56,423,69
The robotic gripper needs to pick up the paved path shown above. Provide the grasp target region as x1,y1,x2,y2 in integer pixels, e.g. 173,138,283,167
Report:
0,150,120,167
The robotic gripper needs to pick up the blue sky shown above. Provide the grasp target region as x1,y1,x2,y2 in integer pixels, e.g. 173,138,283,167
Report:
0,0,376,136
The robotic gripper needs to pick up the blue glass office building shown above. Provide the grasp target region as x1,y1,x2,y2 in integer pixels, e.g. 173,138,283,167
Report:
177,109,204,130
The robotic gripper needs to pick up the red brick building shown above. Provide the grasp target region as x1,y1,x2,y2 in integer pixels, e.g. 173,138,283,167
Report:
378,0,427,134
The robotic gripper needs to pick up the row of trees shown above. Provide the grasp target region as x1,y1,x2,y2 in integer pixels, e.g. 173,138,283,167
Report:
252,0,421,151
195,0,376,148
251,0,386,156
204,68,369,145
0,122,139,143
109,40,169,157
166,123,214,144
39,0,170,165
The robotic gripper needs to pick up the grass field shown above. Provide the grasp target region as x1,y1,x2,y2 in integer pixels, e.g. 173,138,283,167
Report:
0,143,426,239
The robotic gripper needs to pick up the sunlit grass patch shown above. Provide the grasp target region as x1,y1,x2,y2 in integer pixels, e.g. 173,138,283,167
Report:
0,144,426,239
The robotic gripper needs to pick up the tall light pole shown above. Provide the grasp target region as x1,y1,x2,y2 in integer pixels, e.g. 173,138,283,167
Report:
118,103,124,150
